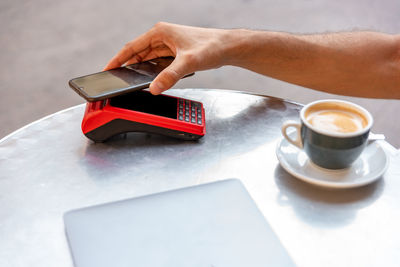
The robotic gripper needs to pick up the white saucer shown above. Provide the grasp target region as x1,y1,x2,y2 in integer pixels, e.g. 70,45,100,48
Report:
276,133,389,189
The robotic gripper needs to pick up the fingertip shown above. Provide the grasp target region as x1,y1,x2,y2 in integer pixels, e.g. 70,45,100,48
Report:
102,63,110,71
103,62,115,71
104,57,124,71
149,80,166,95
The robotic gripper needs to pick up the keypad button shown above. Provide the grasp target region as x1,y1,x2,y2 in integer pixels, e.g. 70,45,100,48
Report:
179,99,204,125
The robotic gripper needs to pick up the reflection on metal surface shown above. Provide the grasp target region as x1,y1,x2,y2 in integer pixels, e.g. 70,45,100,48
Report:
356,157,371,176
0,89,399,267
296,150,308,166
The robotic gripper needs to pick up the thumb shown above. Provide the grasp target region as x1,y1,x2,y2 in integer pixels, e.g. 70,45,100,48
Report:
149,57,189,95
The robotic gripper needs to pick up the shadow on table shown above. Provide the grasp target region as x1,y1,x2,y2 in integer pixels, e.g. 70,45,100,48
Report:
80,133,194,176
273,165,385,228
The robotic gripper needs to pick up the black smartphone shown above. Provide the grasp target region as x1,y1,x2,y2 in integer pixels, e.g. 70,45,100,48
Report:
68,57,193,102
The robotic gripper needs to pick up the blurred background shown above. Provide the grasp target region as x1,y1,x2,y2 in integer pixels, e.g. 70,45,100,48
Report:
1,0,399,146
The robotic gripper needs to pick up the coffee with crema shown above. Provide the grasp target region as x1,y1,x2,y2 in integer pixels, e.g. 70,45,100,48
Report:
305,103,368,134
282,99,373,169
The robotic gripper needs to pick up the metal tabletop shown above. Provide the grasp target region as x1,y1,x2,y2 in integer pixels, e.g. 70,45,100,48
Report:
1,89,399,267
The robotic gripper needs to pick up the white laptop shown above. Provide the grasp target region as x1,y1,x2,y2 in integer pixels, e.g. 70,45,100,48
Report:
64,179,295,267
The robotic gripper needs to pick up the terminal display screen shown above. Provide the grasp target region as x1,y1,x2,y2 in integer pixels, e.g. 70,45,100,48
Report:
110,90,177,119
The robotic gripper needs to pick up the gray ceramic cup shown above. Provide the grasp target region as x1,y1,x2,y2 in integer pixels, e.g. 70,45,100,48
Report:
281,99,373,169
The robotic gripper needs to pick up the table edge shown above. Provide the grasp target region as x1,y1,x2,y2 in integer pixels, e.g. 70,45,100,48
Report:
1,89,296,145
2,89,397,153
0,104,86,145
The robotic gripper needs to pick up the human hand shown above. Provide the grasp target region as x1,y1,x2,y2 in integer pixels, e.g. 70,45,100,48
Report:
103,22,232,95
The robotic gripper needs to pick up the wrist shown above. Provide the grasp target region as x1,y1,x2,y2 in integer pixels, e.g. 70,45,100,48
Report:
220,29,276,68
219,29,255,66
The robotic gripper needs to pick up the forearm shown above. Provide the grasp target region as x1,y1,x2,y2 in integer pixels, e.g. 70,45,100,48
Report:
223,30,400,99
106,23,400,97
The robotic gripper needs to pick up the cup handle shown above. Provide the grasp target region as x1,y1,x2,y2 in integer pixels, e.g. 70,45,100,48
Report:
281,121,303,149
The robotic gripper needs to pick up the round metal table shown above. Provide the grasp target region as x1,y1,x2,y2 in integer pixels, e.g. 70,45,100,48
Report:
1,89,399,267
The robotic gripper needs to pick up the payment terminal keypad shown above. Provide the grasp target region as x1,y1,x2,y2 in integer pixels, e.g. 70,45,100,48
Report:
178,99,202,125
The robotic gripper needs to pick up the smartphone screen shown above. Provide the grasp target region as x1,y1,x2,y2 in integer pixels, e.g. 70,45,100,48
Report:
69,57,183,102
110,90,177,119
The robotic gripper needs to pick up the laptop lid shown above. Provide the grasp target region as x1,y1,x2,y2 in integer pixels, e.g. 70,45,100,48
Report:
64,179,295,267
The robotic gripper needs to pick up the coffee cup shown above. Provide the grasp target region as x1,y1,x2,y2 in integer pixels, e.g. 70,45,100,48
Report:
281,99,373,169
